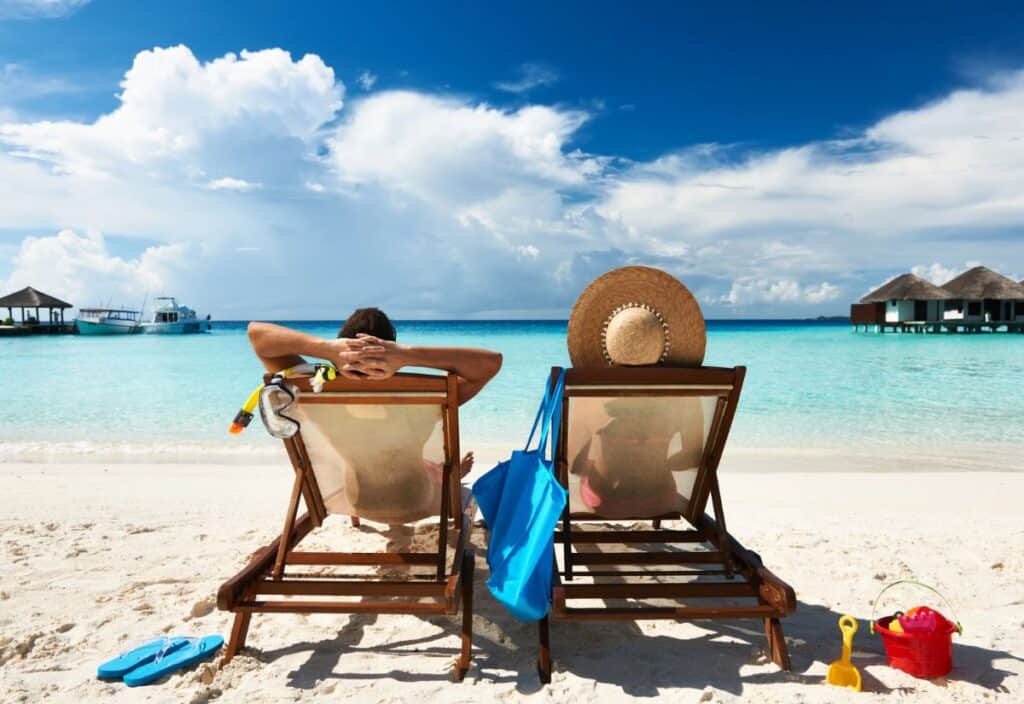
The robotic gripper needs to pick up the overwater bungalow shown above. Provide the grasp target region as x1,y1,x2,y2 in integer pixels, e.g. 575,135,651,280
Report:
940,266,1024,324
850,273,951,329
851,266,1024,333
0,286,75,336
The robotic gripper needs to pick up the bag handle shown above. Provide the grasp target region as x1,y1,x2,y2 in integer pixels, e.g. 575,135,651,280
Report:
536,370,567,462
523,371,557,451
869,579,963,634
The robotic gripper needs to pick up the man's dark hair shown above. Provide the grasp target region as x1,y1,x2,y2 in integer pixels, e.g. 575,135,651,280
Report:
338,307,396,341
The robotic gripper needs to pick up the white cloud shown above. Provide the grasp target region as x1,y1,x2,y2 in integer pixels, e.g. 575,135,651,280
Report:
910,261,981,285
327,91,596,220
494,63,559,93
0,230,188,306
0,46,342,179
723,278,840,305
0,0,88,19
205,176,260,191
0,63,76,106
357,70,377,91
599,70,1024,251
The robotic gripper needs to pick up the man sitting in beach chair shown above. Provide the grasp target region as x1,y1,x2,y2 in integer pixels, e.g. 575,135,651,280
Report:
217,309,501,677
247,308,501,520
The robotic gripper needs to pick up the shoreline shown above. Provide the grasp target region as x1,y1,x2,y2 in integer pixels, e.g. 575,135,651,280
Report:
3,441,1023,474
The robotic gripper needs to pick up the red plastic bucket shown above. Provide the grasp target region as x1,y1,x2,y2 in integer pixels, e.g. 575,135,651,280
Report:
870,581,962,679
873,614,957,678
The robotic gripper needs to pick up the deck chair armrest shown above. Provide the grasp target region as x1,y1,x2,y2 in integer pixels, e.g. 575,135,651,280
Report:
697,512,796,615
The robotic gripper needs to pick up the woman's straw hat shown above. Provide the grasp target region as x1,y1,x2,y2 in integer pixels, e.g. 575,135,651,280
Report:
567,266,706,367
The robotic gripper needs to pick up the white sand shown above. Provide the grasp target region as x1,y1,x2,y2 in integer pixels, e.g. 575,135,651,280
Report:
1,456,1022,703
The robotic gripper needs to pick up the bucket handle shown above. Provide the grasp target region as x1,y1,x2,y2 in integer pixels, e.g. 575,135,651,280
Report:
869,579,963,635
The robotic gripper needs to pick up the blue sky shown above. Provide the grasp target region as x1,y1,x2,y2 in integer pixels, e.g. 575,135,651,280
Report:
2,0,1024,318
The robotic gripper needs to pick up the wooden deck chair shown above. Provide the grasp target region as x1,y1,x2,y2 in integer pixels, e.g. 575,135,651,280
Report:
536,365,796,683
217,371,476,681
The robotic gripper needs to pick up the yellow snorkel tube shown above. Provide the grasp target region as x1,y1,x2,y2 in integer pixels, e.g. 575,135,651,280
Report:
228,363,338,435
229,386,263,434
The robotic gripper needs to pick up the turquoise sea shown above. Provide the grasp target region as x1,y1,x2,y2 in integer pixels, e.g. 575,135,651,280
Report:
2,320,1023,463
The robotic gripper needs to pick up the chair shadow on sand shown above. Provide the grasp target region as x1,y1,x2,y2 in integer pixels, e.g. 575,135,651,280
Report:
242,529,1023,697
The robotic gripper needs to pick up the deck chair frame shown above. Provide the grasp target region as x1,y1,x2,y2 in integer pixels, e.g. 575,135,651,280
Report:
537,365,796,683
217,372,476,681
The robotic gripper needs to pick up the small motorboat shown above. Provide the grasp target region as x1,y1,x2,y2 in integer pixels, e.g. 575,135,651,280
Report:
139,297,212,334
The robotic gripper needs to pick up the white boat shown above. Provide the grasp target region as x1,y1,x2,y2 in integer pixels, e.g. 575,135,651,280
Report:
75,308,143,335
139,297,212,334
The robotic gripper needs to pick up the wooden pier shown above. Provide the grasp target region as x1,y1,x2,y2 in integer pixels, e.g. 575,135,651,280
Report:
0,323,77,337
853,321,1024,334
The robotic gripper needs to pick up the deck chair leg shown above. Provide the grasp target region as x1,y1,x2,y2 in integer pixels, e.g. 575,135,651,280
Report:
652,518,662,529
453,551,474,681
221,611,252,666
349,515,360,527
764,617,792,671
273,472,305,580
537,615,552,684
708,472,734,579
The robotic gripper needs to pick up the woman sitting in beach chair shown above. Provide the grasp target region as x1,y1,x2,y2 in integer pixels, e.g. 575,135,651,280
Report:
247,308,501,521
569,395,705,518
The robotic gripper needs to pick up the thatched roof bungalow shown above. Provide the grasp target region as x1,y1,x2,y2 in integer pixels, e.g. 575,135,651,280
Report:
851,273,952,325
940,266,1024,322
850,265,1024,330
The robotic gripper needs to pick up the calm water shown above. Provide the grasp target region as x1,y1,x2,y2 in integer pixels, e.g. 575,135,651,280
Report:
2,320,1023,459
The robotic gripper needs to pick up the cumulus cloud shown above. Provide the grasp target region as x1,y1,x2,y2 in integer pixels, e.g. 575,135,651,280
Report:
0,230,188,305
326,91,599,244
357,70,377,91
0,46,342,180
0,0,88,19
494,63,559,93
723,278,840,306
910,261,981,285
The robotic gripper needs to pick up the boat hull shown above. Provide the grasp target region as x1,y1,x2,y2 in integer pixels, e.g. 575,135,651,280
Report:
140,320,212,334
74,319,142,335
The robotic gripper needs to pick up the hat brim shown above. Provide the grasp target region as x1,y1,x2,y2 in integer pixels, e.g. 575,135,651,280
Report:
567,266,706,367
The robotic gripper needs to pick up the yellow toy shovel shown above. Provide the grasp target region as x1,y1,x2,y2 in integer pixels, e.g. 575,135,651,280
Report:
827,615,862,691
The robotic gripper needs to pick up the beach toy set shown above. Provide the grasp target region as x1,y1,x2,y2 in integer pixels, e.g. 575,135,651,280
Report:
97,635,223,687
826,580,961,692
870,581,962,679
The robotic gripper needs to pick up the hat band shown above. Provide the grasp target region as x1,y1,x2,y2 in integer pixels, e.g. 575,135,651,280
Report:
600,302,671,365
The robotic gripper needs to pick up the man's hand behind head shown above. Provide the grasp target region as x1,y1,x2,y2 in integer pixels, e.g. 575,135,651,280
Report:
326,337,388,380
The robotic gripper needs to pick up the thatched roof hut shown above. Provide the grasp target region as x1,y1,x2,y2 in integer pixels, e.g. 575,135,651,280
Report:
0,286,73,310
859,273,951,304
942,266,1024,300
0,286,73,325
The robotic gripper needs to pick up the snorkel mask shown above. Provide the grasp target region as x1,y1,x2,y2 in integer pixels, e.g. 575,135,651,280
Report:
258,378,300,438
229,363,337,438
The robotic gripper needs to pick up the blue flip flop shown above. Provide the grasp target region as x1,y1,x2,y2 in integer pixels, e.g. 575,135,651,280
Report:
123,635,225,687
97,637,190,680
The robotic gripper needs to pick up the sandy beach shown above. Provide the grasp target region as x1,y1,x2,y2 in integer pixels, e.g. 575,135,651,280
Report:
2,453,1022,704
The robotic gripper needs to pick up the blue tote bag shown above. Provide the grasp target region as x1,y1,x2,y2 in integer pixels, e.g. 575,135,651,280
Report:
472,370,568,621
